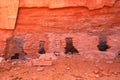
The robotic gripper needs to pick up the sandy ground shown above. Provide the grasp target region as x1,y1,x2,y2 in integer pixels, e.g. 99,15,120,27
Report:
0,54,120,80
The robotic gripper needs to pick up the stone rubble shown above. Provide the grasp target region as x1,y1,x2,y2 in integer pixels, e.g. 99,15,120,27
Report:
32,59,53,66
37,67,44,72
39,53,58,60
106,60,113,64
25,60,33,67
0,57,5,63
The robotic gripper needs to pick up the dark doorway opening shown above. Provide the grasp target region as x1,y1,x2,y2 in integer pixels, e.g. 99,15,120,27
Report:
65,38,79,54
38,41,45,54
118,53,120,56
118,51,120,56
11,53,19,60
97,37,110,51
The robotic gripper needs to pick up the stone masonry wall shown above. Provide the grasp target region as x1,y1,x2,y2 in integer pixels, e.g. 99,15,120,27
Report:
23,32,120,57
23,32,98,56
108,35,120,53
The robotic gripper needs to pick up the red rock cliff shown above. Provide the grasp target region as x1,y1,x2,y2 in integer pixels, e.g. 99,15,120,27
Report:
0,0,118,29
0,0,120,58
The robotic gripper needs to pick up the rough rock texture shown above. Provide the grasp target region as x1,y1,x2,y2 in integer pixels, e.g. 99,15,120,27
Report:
81,51,116,61
23,32,120,57
19,0,116,9
23,33,48,57
32,59,52,66
47,33,98,53
39,53,58,60
0,0,19,29
16,0,120,58
4,35,26,59
16,1,120,34
108,35,120,53
0,0,120,59
0,30,13,56
23,32,98,56
0,0,118,29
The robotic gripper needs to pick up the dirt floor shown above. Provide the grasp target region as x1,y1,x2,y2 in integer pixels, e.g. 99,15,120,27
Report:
0,53,120,80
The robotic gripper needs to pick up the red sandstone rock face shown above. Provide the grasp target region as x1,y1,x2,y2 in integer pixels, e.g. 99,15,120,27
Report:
19,0,116,9
0,0,118,29
12,0,120,57
0,30,13,56
0,0,120,58
0,0,19,29
108,35,120,53
16,4,120,33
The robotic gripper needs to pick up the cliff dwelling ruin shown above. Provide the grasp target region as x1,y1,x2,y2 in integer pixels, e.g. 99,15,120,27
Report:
0,0,120,80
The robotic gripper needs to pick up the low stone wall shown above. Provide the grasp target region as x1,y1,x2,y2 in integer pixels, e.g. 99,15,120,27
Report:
23,33,49,57
0,31,119,58
108,35,120,53
23,32,120,57
23,32,98,56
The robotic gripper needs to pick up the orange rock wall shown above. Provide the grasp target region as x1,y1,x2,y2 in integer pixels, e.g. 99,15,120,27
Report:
0,0,120,58
16,6,120,33
15,0,120,56
0,30,13,56
0,0,118,29
0,0,19,29
19,0,116,9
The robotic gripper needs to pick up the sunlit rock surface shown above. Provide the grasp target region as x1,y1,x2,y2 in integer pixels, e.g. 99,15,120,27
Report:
0,0,119,58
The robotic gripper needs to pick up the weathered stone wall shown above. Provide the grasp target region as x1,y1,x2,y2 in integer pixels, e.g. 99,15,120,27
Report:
108,35,120,53
0,30,13,56
4,34,26,59
0,0,120,58
23,32,120,57
16,0,120,57
23,33,48,57
23,32,98,55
